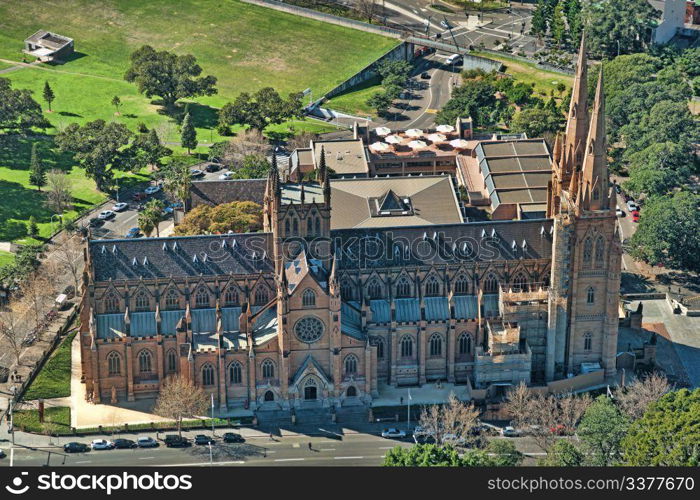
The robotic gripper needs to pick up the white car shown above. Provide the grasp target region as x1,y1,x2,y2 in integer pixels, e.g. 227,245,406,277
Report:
98,210,115,220
219,171,234,180
626,200,638,212
501,426,519,437
112,202,128,212
91,439,114,450
144,185,161,195
0,448,5,459
137,437,159,448
381,428,407,439
615,206,623,217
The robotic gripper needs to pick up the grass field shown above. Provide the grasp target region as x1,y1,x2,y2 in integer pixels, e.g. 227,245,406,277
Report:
13,406,72,434
0,0,393,249
22,330,76,400
324,76,383,117
471,52,573,98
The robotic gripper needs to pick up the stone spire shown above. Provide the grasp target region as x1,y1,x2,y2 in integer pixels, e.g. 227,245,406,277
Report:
580,66,609,212
562,32,589,180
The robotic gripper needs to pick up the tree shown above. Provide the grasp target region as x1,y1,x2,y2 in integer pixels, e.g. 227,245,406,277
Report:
218,88,303,132
384,444,462,467
138,198,165,237
173,201,262,236
622,388,700,466
54,236,83,296
530,0,548,39
485,440,524,467
675,47,700,78
435,79,497,127
577,395,629,466
0,302,31,366
153,375,209,437
55,120,132,191
286,131,318,152
366,91,392,116
27,216,38,238
510,107,564,138
131,128,172,169
615,372,671,421
21,271,53,331
355,0,377,23
221,129,269,167
551,1,567,46
418,394,479,446
629,191,700,272
581,0,660,58
503,382,533,429
159,160,192,212
124,45,217,109
180,112,197,154
28,142,46,191
0,77,49,131
42,81,55,112
234,154,270,180
44,170,73,214
565,0,583,41
622,100,698,153
622,142,694,197
111,96,121,115
539,440,585,466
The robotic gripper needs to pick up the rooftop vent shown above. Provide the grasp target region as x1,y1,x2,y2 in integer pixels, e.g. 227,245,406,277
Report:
162,242,168,251
143,256,149,265
132,257,138,266
172,241,178,251
192,254,198,263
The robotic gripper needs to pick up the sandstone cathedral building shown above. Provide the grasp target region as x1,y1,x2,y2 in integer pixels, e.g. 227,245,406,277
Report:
79,36,622,411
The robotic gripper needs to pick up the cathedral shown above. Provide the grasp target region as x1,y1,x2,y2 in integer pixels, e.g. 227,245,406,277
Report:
79,36,622,410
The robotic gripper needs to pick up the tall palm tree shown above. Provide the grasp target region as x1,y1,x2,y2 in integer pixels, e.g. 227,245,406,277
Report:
140,199,165,237
161,161,192,214
137,211,155,237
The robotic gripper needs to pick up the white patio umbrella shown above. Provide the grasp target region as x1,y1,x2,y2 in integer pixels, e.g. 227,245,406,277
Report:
408,140,428,150
449,138,470,149
384,134,402,144
436,124,455,133
375,126,391,136
370,141,391,153
405,128,423,138
427,133,447,143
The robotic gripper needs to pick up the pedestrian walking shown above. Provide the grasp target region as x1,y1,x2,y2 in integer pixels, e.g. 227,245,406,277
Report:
308,442,312,451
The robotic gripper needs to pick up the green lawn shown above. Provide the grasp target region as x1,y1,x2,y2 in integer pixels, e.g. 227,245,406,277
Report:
13,406,72,434
471,51,573,98
324,76,383,118
0,250,14,266
22,330,76,400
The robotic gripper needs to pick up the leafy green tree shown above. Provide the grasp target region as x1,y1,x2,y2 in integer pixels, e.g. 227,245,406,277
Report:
577,396,629,466
366,91,393,116
42,81,55,112
629,191,700,272
234,154,270,180
138,198,165,237
510,107,563,138
158,160,192,212
435,79,497,127
622,389,700,466
581,0,659,58
530,0,548,38
483,440,524,467
539,440,585,466
508,82,535,106
28,142,46,191
551,2,567,46
173,201,262,236
384,444,463,467
180,112,197,154
565,0,582,41
111,95,121,115
55,120,132,191
0,78,49,131
622,142,694,197
27,216,39,238
218,88,303,132
675,47,700,78
693,76,700,97
124,45,217,109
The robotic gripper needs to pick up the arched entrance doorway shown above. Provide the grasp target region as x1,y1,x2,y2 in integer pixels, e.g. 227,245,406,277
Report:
346,386,357,397
264,390,274,402
303,378,317,400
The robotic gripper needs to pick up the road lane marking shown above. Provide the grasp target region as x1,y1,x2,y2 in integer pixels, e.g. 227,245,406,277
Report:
160,460,245,466
378,446,395,449
319,448,336,451
138,457,155,460
74,460,92,464
334,456,363,460
274,458,305,462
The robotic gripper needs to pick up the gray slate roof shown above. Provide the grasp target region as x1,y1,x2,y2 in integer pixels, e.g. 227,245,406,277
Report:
189,178,267,209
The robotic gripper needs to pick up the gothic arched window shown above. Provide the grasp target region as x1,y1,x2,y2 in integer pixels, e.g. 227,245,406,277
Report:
138,350,152,373
344,354,358,375
376,338,385,359
166,349,177,373
107,351,121,376
292,218,299,234
285,219,290,233
134,291,149,312
165,289,179,309
315,217,321,235
425,276,440,297
429,333,442,356
458,333,472,355
229,362,242,384
105,292,119,313
513,272,528,292
583,237,593,265
201,363,215,386
454,275,469,295
396,277,411,298
302,289,316,307
595,236,605,264
587,287,595,304
341,280,354,301
261,359,275,379
195,288,209,308
367,279,382,299
307,217,313,235
400,336,413,357
484,273,498,294
255,286,269,305
584,332,592,351
224,287,239,306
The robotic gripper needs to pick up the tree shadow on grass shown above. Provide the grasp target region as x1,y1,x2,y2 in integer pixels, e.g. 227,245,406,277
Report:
0,134,75,174
152,99,219,130
58,111,82,118
0,179,53,241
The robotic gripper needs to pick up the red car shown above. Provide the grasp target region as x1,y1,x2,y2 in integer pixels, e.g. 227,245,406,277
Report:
632,211,640,223
132,192,146,201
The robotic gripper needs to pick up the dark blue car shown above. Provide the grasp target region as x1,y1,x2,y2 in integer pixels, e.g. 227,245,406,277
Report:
126,227,141,238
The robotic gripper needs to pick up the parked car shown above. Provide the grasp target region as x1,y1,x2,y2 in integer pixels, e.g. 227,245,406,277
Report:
632,211,640,223
440,19,452,29
614,184,622,194
420,71,431,80
615,206,624,217
144,185,161,195
194,434,216,445
501,426,519,437
112,202,129,212
164,435,191,448
0,448,5,459
164,202,183,214
64,442,90,453
223,432,245,443
132,192,147,202
113,438,138,449
125,227,141,238
98,210,115,220
205,163,221,173
190,169,205,178
218,171,234,180
137,437,159,448
88,217,103,228
381,428,406,439
91,439,114,450
626,200,638,212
